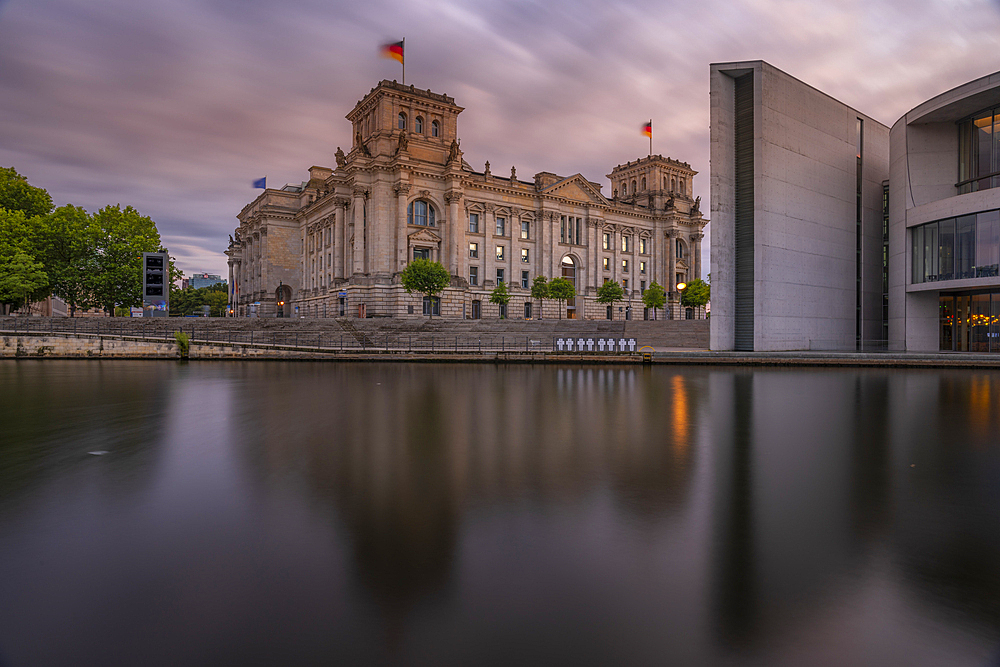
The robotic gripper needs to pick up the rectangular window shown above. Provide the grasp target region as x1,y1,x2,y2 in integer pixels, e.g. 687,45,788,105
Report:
977,210,1000,277
577,218,582,246
469,242,478,258
469,266,478,286
603,232,610,250
603,257,610,271
496,245,505,261
622,235,630,252
639,238,647,254
622,259,628,272
641,280,646,292
561,216,566,243
524,302,532,319
413,247,430,260
521,248,529,263
496,269,505,284
469,213,479,233
623,279,629,291
496,216,506,236
521,220,529,239
640,261,646,274
521,270,530,289
957,214,976,279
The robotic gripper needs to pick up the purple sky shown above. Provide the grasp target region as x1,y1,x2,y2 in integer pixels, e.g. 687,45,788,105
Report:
2,0,999,279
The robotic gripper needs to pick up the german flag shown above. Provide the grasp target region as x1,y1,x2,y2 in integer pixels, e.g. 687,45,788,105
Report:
642,120,652,138
381,40,404,64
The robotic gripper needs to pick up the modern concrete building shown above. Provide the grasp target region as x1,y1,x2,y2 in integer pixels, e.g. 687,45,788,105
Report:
710,61,890,352
890,72,1000,352
227,80,707,320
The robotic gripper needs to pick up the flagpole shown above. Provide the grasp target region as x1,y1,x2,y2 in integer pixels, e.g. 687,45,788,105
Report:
402,38,405,85
649,120,652,156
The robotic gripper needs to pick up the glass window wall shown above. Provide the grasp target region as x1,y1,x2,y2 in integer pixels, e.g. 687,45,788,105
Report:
939,290,1000,352
911,208,1000,283
958,108,1000,194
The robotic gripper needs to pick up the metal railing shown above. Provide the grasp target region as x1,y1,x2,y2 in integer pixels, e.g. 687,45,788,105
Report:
0,318,641,355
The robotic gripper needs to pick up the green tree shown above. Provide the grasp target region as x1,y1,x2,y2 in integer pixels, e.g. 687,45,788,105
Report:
596,280,625,319
0,207,36,261
681,278,710,309
398,258,450,318
90,205,163,315
642,281,666,320
489,280,511,318
0,167,53,218
530,275,549,319
0,252,49,314
548,277,575,320
39,205,96,316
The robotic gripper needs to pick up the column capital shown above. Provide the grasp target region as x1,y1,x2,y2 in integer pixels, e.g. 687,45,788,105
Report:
690,232,704,242
333,196,351,209
666,228,679,238
393,182,412,196
352,186,370,199
444,190,463,204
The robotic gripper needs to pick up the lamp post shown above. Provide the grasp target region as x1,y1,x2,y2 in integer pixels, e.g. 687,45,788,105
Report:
675,282,687,320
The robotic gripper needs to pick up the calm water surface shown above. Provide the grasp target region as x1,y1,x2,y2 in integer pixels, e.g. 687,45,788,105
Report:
1,361,1000,666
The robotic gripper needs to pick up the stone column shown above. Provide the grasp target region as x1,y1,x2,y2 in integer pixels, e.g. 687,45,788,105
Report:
691,232,704,281
666,229,677,292
483,203,495,286
612,226,619,283
394,183,411,272
333,197,349,279
446,190,462,276
352,186,368,275
587,219,598,290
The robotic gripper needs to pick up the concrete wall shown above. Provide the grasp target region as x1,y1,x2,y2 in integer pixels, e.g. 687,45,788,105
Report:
710,60,889,351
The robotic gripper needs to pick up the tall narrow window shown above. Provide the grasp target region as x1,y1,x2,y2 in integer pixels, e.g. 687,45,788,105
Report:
521,220,529,239
415,116,423,134
496,216,506,236
469,212,479,233
398,112,407,130
431,120,439,137
856,117,863,350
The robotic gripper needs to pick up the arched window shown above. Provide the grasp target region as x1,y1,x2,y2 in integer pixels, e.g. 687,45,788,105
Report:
407,200,436,226
415,116,423,134
671,177,676,192
679,178,686,195
431,120,440,137
663,176,667,189
676,239,685,258
621,182,628,195
631,180,637,194
397,112,407,130
641,177,646,191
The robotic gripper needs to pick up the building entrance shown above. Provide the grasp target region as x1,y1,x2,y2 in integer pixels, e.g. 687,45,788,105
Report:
940,291,1000,351
561,256,577,319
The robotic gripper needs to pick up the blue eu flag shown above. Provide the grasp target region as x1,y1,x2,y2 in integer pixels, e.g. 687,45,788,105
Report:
252,177,266,189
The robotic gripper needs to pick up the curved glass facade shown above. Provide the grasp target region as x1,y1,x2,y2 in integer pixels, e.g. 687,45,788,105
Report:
911,209,1000,283
958,107,1000,194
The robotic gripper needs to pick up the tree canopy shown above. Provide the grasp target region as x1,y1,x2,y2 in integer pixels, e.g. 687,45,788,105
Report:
90,205,164,314
548,277,575,319
0,252,48,314
0,167,53,218
681,278,710,309
596,280,625,318
642,281,666,318
399,258,450,317
170,283,229,317
489,281,511,318
530,275,549,319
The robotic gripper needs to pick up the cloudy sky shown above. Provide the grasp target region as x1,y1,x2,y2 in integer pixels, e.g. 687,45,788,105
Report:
2,0,1000,278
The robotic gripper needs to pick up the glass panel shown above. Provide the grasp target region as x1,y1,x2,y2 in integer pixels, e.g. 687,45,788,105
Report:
956,295,971,352
912,225,923,284
924,222,938,283
993,294,1000,353
940,295,954,351
971,293,990,352
956,214,976,279
977,211,1000,277
994,112,1000,189
938,218,954,281
959,120,974,193
976,113,993,191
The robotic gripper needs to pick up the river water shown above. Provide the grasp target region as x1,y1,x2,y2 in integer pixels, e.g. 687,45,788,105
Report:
1,361,999,666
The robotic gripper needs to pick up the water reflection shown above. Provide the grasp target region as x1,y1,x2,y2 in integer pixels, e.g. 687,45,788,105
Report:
1,362,999,666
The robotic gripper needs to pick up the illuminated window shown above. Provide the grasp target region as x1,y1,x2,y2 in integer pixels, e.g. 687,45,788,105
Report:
496,245,504,261
469,242,478,258
521,248,529,263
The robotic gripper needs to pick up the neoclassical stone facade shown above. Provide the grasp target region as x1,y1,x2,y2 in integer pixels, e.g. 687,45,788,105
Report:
227,80,707,320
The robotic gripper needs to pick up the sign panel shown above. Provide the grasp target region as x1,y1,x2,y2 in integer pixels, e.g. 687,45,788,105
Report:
142,251,170,317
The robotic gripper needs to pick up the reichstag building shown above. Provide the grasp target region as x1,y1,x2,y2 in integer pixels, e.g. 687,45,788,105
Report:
227,80,707,320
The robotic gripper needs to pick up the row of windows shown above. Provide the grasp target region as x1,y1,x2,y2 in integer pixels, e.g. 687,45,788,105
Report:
467,213,531,238
911,209,1000,284
616,176,687,197
397,113,440,137
467,243,531,263
601,258,647,273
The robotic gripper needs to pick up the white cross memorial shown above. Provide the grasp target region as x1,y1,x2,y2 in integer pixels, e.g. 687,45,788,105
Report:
586,338,594,351
556,338,565,351
628,339,636,352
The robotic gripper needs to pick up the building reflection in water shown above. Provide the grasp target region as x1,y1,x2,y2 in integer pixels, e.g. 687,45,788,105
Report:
233,364,703,636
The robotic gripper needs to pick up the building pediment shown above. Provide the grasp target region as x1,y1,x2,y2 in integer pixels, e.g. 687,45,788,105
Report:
408,228,442,244
541,174,609,205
